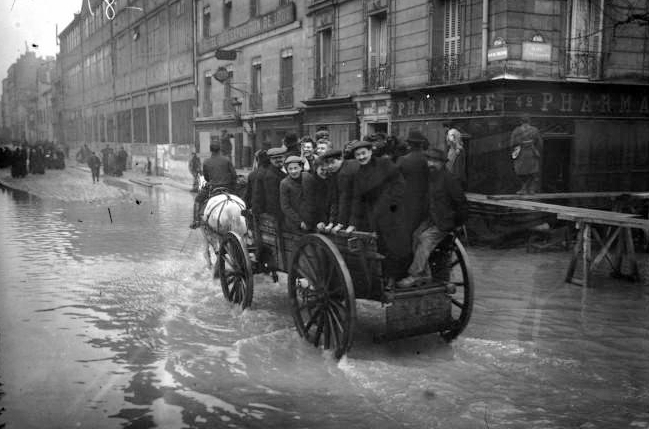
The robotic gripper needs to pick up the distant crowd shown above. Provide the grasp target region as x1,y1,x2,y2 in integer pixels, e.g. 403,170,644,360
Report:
0,141,68,178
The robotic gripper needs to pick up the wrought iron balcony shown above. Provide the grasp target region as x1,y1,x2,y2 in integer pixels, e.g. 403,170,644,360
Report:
249,92,263,112
428,54,461,85
565,49,602,80
364,64,390,92
277,87,293,109
314,74,334,98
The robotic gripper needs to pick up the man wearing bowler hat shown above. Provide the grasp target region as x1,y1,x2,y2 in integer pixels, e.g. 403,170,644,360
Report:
398,147,468,288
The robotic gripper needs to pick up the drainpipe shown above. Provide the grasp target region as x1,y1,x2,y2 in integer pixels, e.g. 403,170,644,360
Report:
481,0,489,76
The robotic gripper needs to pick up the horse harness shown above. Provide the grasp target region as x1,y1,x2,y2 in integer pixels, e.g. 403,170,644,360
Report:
204,192,246,234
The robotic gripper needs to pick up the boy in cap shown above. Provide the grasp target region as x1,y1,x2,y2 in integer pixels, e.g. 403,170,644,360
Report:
279,156,312,232
398,148,468,288
253,146,287,222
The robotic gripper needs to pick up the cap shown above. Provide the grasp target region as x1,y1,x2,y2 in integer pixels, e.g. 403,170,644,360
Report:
267,146,287,157
320,149,342,160
284,155,304,166
349,140,373,152
406,130,429,147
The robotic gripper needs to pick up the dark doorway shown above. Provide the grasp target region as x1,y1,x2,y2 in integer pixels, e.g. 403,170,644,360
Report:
542,137,571,193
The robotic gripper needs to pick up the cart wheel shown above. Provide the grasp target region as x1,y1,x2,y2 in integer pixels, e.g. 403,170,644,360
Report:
429,236,474,342
288,234,356,359
218,231,254,308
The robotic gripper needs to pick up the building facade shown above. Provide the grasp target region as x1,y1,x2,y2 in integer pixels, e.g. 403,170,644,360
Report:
304,0,649,193
35,58,56,143
57,0,195,176
194,0,308,167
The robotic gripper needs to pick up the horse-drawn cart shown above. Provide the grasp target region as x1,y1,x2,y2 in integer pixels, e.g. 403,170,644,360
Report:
214,213,474,359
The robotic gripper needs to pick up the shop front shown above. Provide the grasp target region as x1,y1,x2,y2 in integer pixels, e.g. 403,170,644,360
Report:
390,79,649,194
302,96,358,150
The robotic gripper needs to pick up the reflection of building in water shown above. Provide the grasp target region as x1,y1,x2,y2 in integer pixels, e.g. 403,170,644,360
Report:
57,0,195,176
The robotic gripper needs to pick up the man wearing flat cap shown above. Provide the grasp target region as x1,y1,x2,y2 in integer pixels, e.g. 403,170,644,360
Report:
280,156,311,232
398,147,468,288
397,130,431,236
190,140,237,229
253,146,287,222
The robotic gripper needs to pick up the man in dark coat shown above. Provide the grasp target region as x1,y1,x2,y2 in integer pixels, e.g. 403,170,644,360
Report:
190,141,238,229
347,140,411,282
321,145,360,232
188,152,202,192
244,149,268,210
253,146,287,223
280,156,312,232
397,130,430,237
398,148,468,288
283,132,301,157
116,147,128,176
510,115,543,194
88,151,101,183
100,145,110,175
303,156,336,229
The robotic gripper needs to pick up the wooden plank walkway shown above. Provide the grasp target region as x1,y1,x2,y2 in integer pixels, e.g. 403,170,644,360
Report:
468,192,649,287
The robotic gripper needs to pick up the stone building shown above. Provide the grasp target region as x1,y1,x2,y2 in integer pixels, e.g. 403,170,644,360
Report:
304,0,649,193
195,0,307,167
57,0,195,176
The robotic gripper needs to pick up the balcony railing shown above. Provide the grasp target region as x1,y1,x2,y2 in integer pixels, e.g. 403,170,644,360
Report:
249,92,263,112
565,49,602,80
277,87,293,109
314,74,334,98
428,54,461,85
363,64,390,92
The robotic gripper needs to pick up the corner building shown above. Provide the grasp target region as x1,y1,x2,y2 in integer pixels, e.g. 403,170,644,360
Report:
305,0,649,193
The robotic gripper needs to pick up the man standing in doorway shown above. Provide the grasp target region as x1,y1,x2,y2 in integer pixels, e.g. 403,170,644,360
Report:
510,115,543,194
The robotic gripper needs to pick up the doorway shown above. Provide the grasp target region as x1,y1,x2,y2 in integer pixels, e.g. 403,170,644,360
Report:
542,137,571,193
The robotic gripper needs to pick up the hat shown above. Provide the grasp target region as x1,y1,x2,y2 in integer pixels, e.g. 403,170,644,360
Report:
209,141,221,152
315,130,329,139
283,132,298,146
406,130,429,147
267,146,287,157
349,140,373,152
425,148,448,162
320,149,342,160
284,155,303,166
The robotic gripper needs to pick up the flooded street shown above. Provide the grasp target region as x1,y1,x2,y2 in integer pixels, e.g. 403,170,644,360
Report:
1,182,648,429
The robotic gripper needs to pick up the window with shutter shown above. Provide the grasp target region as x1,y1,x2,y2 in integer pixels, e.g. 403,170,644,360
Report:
444,0,460,82
567,0,604,79
315,28,333,97
203,72,212,116
279,48,293,108
367,11,388,90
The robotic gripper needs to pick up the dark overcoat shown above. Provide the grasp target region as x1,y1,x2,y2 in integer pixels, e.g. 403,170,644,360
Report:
510,123,543,175
280,173,311,232
331,159,359,226
303,173,335,226
203,153,237,190
426,167,469,232
256,165,286,221
350,157,410,277
396,148,429,236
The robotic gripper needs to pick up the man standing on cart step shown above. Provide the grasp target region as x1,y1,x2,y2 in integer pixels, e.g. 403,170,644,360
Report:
397,148,468,288
189,141,237,229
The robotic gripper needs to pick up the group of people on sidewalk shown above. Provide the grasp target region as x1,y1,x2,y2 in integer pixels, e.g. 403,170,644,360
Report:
76,144,129,183
191,128,470,289
0,141,67,178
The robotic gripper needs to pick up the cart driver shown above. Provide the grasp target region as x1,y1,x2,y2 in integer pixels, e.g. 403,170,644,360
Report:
397,148,468,288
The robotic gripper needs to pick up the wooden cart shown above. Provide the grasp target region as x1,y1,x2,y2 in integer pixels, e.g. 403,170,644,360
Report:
214,213,474,359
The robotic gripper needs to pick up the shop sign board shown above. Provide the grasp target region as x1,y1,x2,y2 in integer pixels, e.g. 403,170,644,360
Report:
522,42,552,62
487,46,508,62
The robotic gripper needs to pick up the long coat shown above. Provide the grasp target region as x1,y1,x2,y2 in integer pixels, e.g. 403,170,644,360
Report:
350,157,410,277
303,173,335,226
510,123,543,175
397,148,429,236
255,165,286,221
330,159,359,226
426,167,469,232
203,153,237,190
280,173,311,232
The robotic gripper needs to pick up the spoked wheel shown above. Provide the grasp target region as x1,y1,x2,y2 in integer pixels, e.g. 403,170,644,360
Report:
218,231,254,308
429,236,474,342
287,234,356,359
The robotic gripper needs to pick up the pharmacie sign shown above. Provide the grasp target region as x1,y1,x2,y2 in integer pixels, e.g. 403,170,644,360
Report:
393,93,501,118
506,90,649,117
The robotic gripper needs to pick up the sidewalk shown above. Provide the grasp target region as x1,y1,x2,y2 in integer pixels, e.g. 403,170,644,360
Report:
71,162,195,193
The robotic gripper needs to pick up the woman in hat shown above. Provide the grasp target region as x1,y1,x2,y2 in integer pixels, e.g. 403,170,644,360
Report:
347,140,411,283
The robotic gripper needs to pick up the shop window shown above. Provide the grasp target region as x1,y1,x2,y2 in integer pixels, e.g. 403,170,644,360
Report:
315,27,333,97
566,0,604,79
366,11,388,90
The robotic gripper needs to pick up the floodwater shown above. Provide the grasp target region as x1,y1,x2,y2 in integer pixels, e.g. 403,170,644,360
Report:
1,182,648,429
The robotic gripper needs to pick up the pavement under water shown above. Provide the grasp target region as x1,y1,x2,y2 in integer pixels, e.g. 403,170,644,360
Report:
0,179,648,429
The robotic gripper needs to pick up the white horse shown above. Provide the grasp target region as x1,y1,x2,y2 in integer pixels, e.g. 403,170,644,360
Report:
198,176,248,270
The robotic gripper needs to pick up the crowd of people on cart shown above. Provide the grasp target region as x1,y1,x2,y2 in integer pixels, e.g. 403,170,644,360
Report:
191,128,469,289
0,141,68,178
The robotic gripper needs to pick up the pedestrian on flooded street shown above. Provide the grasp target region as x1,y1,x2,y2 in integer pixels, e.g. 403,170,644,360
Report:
188,152,202,193
510,114,543,194
88,151,101,183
